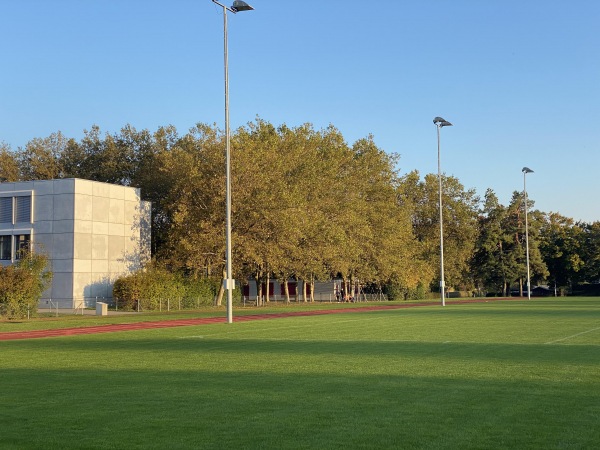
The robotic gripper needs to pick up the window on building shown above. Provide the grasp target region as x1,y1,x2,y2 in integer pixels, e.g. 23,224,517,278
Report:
14,234,30,260
0,235,11,260
15,196,32,223
0,197,12,224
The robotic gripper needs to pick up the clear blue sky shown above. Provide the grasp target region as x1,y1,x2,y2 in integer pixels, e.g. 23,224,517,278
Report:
1,0,598,222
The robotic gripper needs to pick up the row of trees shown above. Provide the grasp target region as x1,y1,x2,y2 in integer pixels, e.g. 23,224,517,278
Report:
1,119,598,301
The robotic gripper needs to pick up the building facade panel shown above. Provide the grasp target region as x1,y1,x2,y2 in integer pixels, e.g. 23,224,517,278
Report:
74,193,93,221
33,232,53,255
34,195,54,222
108,222,125,237
92,196,110,223
91,259,109,274
73,258,92,273
108,198,125,224
51,259,74,273
109,183,125,201
73,233,93,259
92,181,111,198
53,220,74,234
108,235,125,261
74,178,93,196
54,179,75,195
50,272,75,304
33,180,55,195
52,232,75,260
53,194,74,221
92,221,109,235
92,234,109,260
33,220,53,234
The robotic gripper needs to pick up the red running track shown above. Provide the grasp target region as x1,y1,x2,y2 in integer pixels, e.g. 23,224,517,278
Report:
0,298,514,341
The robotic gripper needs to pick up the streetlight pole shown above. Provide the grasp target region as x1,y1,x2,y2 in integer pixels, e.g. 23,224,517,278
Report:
212,0,254,323
522,167,534,300
433,117,452,307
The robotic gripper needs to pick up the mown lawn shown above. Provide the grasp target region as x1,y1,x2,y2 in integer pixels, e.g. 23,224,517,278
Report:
0,297,598,449
0,300,405,333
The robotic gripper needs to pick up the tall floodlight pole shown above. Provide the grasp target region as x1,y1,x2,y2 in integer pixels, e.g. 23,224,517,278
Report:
522,167,534,300
433,117,453,306
212,0,254,323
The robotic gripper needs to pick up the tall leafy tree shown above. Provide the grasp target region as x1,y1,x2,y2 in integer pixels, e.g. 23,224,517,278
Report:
346,137,424,294
0,143,20,182
471,189,510,294
17,132,67,180
401,170,479,293
538,213,584,291
155,125,224,276
578,221,600,283
232,120,290,303
504,192,548,295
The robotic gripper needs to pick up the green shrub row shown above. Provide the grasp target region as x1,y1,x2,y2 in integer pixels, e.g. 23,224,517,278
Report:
385,282,430,301
113,266,218,311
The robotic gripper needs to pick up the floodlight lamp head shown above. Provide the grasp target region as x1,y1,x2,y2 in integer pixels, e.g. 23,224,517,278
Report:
231,0,254,12
522,167,534,174
433,116,452,127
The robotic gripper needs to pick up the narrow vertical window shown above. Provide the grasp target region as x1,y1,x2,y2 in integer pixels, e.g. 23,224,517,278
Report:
15,196,31,223
0,197,12,224
14,234,30,260
0,235,11,260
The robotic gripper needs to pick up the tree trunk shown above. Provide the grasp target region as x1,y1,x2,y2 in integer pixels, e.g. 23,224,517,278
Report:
303,279,308,303
266,272,270,304
344,277,350,302
283,277,290,304
499,241,507,297
257,282,263,306
519,277,523,297
254,267,263,307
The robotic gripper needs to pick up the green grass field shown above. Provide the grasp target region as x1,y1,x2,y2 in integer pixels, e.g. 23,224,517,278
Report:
1,298,599,449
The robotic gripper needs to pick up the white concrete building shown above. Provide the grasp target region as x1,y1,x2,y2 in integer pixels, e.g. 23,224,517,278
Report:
0,179,151,308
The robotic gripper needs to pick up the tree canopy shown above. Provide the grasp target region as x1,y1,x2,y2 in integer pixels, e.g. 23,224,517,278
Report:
3,120,598,297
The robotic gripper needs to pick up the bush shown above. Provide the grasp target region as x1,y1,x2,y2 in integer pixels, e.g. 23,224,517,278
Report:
113,266,217,311
385,281,429,301
0,253,52,319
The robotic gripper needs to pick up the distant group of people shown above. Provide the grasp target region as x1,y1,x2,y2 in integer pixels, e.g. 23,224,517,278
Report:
335,288,354,303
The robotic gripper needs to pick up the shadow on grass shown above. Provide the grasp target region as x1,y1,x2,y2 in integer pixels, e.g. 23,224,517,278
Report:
3,333,599,365
0,363,598,450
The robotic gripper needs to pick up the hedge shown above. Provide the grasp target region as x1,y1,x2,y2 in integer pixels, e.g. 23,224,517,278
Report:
113,267,217,311
0,253,52,319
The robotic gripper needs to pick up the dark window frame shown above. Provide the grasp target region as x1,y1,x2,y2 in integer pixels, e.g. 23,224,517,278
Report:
14,234,31,260
0,235,11,260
